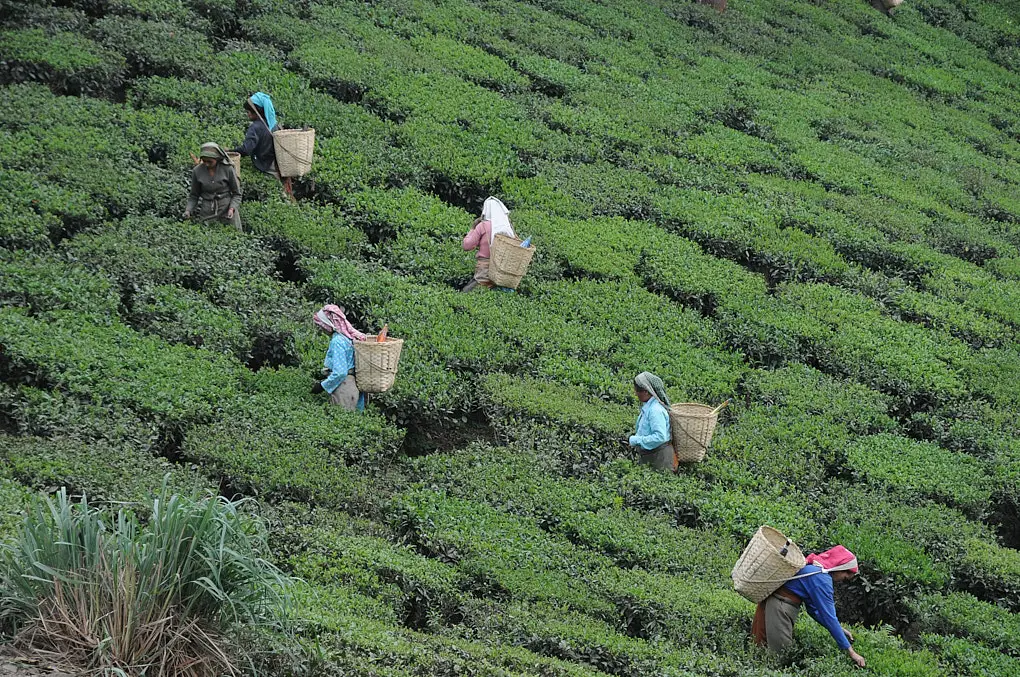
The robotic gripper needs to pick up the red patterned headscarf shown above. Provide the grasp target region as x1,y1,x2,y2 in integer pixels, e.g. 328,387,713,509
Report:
806,545,858,573
313,304,366,342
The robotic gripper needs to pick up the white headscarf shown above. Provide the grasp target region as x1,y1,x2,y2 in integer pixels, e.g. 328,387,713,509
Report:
481,197,515,244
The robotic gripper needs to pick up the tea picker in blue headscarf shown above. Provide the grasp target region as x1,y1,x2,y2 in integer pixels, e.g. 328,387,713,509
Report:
630,372,677,472
232,92,292,196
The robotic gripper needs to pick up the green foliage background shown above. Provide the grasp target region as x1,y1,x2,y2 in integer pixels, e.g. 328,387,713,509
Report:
3,0,1020,673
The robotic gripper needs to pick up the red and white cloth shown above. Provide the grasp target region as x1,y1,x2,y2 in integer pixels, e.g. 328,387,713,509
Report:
806,545,858,574
313,304,366,341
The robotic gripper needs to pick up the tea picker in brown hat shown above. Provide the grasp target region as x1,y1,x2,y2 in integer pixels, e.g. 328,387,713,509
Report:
184,142,242,231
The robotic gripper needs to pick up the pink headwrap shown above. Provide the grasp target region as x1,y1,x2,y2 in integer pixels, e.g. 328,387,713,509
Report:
313,304,366,342
806,545,858,573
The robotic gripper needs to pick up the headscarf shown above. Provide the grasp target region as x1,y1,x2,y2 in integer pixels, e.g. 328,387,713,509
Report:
481,197,515,244
199,142,230,161
313,304,366,342
634,372,670,408
806,546,858,574
248,92,278,131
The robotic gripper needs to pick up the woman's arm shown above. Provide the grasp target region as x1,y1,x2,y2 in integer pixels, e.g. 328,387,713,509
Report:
185,168,201,213
321,338,347,394
802,577,852,651
629,405,670,449
463,222,483,251
233,124,259,156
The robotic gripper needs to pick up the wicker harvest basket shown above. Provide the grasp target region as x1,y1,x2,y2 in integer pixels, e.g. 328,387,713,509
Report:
353,337,404,393
669,403,720,463
273,128,315,178
225,152,241,186
488,234,536,289
882,0,903,7
732,526,806,603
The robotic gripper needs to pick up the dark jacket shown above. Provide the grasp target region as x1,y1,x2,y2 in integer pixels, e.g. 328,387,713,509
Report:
234,119,276,174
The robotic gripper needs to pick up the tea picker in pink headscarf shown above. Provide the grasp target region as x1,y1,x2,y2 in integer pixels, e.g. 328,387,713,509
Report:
751,545,866,668
311,304,367,412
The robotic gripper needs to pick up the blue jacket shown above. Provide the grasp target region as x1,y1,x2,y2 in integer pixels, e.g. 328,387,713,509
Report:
784,565,851,650
321,333,355,394
234,119,276,174
629,397,671,450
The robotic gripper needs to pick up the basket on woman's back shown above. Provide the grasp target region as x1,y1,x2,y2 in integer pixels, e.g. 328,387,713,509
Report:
273,128,315,178
354,336,404,393
488,234,536,289
732,526,806,603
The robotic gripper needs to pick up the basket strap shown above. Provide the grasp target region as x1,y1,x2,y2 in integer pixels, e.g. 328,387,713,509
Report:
358,352,398,372
734,570,824,586
273,131,311,164
674,418,711,450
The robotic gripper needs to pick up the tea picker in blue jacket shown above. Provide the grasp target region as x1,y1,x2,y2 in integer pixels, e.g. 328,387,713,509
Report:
629,372,677,472
311,305,366,412
752,545,866,668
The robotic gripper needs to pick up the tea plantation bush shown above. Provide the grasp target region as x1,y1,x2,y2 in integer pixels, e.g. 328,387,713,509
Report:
6,0,1020,673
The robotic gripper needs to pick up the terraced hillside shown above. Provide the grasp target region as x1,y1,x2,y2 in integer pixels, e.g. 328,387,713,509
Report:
3,0,1020,673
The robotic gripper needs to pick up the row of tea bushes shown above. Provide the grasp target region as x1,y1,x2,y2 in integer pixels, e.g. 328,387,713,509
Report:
306,259,744,418
0,433,211,503
183,367,403,508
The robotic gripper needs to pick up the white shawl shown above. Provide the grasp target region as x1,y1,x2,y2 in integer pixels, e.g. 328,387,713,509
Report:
481,197,515,243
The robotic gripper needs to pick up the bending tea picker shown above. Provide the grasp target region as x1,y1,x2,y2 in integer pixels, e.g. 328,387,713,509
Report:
232,92,293,197
629,372,677,473
462,196,516,292
184,142,242,231
312,304,367,412
751,545,866,668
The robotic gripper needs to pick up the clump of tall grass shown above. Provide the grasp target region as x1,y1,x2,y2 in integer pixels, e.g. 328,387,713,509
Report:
0,486,292,676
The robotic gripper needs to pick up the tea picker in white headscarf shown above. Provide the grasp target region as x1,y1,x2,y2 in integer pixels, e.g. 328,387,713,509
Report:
462,197,515,292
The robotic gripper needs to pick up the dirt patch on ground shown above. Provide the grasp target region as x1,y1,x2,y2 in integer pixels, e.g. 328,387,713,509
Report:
0,657,76,677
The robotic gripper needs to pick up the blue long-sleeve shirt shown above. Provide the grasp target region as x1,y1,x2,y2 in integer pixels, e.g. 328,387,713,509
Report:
784,565,851,650
233,119,277,174
321,333,355,394
629,397,671,450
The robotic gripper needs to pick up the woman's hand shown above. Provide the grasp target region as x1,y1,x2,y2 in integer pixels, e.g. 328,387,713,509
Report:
183,209,191,219
311,382,325,394
842,627,854,643
227,208,235,219
847,648,865,668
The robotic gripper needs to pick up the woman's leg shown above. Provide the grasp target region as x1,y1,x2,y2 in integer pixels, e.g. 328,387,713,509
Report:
328,375,361,412
764,597,799,652
463,258,493,291
638,443,677,473
228,206,242,232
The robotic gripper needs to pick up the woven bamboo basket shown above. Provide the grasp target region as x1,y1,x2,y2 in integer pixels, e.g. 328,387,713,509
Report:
731,526,806,603
881,0,903,7
225,152,241,186
353,337,403,393
669,403,719,463
488,234,536,289
273,128,315,178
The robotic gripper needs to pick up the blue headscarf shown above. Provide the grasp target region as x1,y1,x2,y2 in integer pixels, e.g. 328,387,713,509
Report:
248,92,278,131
